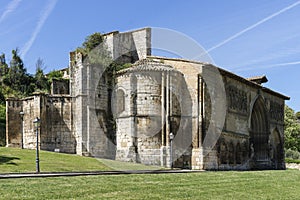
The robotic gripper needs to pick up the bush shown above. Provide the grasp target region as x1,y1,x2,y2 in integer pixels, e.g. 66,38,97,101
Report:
285,158,300,164
285,148,300,160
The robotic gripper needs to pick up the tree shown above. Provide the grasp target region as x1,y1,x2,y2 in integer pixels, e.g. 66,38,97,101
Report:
34,58,48,91
1,49,36,97
284,105,300,152
5,49,27,92
0,53,8,77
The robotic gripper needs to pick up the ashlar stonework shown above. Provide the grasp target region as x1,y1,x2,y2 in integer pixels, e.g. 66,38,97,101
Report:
6,28,289,170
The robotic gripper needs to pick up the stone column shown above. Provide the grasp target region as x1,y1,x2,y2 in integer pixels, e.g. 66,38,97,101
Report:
161,72,165,146
160,72,166,166
192,74,204,170
165,71,171,168
166,71,170,147
128,73,138,162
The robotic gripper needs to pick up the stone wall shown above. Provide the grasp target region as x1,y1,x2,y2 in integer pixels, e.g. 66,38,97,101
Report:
105,28,151,63
146,56,287,170
115,60,191,167
148,57,206,169
40,95,75,153
202,68,287,170
6,99,22,147
6,93,75,153
21,95,40,150
51,78,70,95
6,28,289,170
68,28,152,158
115,71,164,164
69,52,87,155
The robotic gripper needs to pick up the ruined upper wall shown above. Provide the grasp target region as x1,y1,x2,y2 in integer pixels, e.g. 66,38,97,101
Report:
69,28,151,96
70,28,151,67
105,28,151,63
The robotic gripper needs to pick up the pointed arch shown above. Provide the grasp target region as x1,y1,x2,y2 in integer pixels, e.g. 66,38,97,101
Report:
249,95,270,168
269,127,284,169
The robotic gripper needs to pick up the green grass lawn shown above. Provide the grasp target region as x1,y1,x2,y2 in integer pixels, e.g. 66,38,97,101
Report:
0,170,299,199
1,148,300,199
0,147,164,173
0,147,112,173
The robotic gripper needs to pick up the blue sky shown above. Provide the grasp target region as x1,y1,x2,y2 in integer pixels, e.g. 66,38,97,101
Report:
0,0,299,111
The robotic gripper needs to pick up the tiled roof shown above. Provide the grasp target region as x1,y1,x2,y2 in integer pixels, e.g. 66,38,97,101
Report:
117,59,180,74
246,75,268,84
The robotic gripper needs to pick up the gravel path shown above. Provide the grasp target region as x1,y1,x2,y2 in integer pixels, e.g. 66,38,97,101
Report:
286,163,300,170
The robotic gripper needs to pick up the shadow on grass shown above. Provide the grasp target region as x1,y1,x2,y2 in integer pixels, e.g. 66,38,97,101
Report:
0,156,20,165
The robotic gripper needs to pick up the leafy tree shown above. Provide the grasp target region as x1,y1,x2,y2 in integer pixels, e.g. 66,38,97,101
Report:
3,49,34,95
285,106,296,127
284,105,300,152
9,49,26,82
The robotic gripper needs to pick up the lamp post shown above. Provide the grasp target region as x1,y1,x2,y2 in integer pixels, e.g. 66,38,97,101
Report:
19,111,24,149
33,117,40,173
170,132,174,169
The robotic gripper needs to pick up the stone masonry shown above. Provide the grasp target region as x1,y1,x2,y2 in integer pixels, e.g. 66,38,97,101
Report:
6,28,289,170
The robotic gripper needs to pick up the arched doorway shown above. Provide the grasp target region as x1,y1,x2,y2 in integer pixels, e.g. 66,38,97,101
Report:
269,128,284,169
250,96,270,169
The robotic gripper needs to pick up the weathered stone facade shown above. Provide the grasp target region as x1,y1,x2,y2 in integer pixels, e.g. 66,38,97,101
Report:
6,28,289,170
6,94,74,153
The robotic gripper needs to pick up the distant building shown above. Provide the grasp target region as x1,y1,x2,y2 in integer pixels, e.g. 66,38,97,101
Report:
6,28,289,170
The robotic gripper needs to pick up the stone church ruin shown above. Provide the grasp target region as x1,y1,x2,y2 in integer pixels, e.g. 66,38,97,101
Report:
6,28,289,170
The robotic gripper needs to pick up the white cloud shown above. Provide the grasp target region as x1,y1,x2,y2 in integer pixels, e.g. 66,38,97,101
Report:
235,60,300,72
206,1,300,54
20,0,57,59
230,47,300,70
0,0,22,24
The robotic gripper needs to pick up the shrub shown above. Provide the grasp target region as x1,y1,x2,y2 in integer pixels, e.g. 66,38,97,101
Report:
285,158,300,164
285,148,300,160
